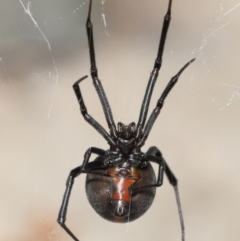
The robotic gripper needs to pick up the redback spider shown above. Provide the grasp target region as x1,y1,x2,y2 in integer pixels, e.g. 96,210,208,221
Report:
58,0,195,240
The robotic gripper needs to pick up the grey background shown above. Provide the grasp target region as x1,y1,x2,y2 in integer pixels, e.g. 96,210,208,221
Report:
1,0,240,240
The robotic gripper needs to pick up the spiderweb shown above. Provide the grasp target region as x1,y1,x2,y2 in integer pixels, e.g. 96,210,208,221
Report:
1,0,240,241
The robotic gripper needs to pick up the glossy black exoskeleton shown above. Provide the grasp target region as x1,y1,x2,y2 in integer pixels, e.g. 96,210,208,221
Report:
57,0,195,240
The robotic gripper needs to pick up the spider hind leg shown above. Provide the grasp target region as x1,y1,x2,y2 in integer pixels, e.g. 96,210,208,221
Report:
146,146,185,241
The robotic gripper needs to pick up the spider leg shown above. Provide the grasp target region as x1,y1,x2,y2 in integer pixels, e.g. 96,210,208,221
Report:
57,147,108,241
132,156,164,193
85,0,117,138
136,0,172,138
73,76,116,147
137,59,195,147
86,0,97,78
146,146,185,241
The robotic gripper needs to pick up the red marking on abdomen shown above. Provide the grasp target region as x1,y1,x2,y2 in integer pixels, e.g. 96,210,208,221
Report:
112,178,135,201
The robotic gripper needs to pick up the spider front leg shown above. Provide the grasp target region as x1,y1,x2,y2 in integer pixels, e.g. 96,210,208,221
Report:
147,146,185,241
57,147,106,241
136,0,172,138
86,0,118,138
73,76,116,147
137,58,195,148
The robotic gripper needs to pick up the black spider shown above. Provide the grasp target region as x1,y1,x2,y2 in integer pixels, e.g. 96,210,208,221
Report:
57,0,195,240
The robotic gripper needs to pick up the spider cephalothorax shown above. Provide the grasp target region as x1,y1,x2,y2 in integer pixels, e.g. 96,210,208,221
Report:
58,0,195,240
103,122,149,167
115,122,137,157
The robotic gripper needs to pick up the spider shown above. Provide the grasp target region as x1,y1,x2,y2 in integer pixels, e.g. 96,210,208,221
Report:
57,0,195,240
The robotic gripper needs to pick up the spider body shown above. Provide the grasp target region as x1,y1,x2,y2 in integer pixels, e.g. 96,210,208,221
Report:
58,0,195,240
85,122,157,222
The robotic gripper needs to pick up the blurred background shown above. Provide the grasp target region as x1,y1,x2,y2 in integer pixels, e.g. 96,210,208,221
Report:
1,0,240,240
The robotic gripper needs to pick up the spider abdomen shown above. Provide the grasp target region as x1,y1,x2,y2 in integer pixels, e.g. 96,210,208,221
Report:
85,160,156,223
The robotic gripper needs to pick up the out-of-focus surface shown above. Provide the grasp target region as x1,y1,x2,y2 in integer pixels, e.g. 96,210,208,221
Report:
1,0,240,240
